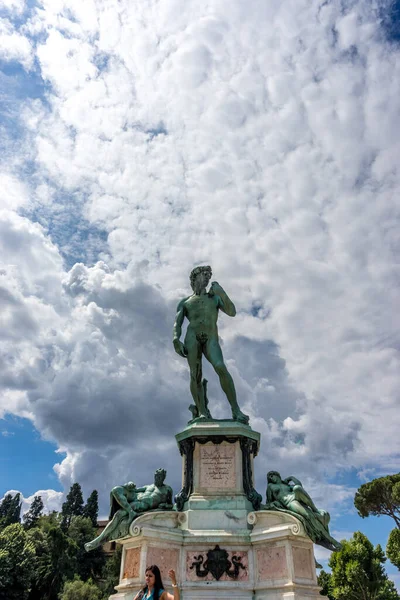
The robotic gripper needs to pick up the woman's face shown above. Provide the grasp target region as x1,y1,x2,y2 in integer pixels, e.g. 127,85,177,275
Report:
145,570,156,589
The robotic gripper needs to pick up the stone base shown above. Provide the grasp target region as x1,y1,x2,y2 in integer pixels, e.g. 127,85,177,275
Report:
109,423,321,599
175,420,261,515
109,510,321,600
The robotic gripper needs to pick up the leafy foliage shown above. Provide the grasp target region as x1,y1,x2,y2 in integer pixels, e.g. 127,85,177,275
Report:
59,577,103,600
35,513,79,600
23,496,44,530
99,544,122,598
318,569,334,599
320,531,400,600
354,474,400,528
61,483,84,530
375,578,400,600
26,526,52,600
83,491,99,527
387,527,400,570
0,484,108,600
0,523,35,600
68,516,106,582
0,493,22,530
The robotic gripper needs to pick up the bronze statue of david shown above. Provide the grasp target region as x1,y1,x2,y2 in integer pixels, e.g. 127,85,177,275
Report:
173,266,249,424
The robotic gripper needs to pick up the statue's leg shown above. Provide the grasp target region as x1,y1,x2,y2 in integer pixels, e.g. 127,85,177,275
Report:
205,338,249,423
186,337,207,418
84,510,126,551
286,500,311,521
293,486,319,513
289,498,328,528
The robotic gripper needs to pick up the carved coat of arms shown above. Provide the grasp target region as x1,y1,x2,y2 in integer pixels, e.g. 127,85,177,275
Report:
190,545,246,581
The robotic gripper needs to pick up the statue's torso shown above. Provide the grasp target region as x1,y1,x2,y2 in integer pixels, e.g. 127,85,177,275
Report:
271,483,294,505
184,293,219,336
135,484,171,508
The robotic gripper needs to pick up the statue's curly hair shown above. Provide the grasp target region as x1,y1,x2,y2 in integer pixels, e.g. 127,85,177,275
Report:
267,470,281,482
155,468,166,481
189,265,212,290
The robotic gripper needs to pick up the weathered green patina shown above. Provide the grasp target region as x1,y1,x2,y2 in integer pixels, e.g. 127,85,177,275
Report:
173,266,249,424
264,471,341,551
84,469,173,551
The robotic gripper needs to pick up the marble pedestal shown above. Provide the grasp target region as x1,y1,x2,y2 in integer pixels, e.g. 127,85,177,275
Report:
111,422,321,600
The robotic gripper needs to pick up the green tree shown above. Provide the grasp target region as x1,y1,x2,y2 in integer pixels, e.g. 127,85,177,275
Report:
0,523,35,600
0,492,22,530
26,527,51,600
23,496,44,530
0,494,12,525
376,578,400,600
99,544,122,598
320,531,400,600
83,491,99,527
61,483,84,530
387,527,400,570
67,516,105,582
35,513,78,600
318,569,334,598
59,577,102,600
354,474,400,528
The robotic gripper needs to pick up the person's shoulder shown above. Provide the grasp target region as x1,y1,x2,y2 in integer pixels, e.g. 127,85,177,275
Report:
177,296,191,308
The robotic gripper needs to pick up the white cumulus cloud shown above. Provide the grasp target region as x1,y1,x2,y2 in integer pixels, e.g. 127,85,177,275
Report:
0,0,399,523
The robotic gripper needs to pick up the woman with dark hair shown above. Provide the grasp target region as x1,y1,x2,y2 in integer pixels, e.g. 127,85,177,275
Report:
134,565,180,600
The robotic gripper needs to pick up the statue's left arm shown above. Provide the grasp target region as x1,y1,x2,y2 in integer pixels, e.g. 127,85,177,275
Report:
210,282,236,317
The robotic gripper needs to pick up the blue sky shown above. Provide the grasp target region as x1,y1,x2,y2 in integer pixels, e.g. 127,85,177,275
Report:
0,0,400,587
0,415,63,495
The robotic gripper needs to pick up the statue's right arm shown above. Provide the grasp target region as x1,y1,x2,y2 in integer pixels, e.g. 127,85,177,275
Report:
284,476,302,487
173,299,188,357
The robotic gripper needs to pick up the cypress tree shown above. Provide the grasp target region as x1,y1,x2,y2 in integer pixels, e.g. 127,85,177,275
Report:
83,490,99,527
0,493,22,530
61,483,84,530
23,496,44,530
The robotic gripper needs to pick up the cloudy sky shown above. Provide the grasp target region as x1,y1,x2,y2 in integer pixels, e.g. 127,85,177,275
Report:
1,0,400,578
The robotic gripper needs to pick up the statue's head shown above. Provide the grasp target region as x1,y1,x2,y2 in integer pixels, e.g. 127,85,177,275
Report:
267,471,281,484
190,265,212,292
124,481,136,491
154,468,166,486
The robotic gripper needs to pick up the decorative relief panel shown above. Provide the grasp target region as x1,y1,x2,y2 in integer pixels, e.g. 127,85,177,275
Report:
293,546,313,580
123,547,140,579
199,443,236,489
186,548,248,581
256,547,288,581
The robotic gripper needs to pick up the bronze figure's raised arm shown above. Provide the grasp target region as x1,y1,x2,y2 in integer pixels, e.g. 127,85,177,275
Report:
173,266,249,424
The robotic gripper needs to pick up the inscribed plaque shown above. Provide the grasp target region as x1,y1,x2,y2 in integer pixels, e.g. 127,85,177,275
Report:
199,444,236,489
